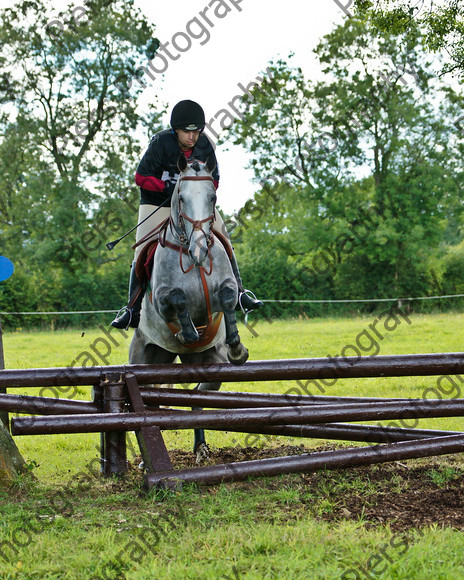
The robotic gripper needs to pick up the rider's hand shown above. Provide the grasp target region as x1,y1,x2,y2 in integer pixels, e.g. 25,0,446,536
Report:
163,179,176,196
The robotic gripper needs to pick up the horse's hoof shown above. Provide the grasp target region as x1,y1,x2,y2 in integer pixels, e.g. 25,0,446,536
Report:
195,443,210,464
175,331,199,345
227,343,249,365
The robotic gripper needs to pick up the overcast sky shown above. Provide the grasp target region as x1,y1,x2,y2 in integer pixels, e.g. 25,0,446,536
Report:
2,0,350,213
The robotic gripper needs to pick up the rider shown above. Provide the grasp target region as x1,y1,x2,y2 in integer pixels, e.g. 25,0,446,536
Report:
111,99,262,329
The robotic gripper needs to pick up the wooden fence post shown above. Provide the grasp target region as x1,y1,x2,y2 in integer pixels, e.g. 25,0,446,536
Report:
101,372,127,477
0,316,9,432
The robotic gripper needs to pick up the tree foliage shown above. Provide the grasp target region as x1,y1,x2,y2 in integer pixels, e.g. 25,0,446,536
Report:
355,0,464,77
0,0,165,327
1,4,464,326
222,16,464,311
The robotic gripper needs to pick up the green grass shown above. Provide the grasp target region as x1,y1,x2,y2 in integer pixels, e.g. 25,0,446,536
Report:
1,312,464,579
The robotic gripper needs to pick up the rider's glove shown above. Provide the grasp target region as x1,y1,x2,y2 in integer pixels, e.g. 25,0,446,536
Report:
163,179,176,196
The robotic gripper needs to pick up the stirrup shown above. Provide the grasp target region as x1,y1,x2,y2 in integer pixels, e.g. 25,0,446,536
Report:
237,289,263,314
111,306,136,330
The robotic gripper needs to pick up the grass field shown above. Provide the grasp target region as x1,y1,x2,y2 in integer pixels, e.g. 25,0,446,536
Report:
1,311,464,579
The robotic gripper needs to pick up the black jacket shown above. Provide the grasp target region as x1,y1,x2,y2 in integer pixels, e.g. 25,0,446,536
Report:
136,129,220,206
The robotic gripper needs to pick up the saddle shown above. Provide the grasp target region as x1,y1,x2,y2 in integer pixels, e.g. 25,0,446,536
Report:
133,218,169,288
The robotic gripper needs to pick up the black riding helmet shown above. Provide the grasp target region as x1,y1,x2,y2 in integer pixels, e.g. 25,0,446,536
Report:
170,100,205,131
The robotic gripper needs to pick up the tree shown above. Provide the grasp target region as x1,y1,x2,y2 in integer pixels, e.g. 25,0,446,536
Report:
312,18,462,296
355,0,464,77
0,0,165,324
0,422,28,486
222,16,464,306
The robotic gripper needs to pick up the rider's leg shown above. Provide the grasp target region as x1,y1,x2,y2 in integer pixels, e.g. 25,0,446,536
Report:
214,210,263,313
111,204,171,329
111,260,143,329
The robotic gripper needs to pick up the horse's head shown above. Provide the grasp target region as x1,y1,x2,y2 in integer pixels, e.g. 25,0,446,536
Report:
173,154,217,267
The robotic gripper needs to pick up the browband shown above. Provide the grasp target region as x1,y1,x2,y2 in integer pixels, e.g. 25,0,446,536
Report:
180,176,214,182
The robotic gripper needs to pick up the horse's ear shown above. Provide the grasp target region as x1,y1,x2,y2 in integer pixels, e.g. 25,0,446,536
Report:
178,153,188,172
205,155,216,174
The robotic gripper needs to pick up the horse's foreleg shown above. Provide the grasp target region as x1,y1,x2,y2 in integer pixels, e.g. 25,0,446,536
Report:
219,283,240,346
180,347,225,463
218,282,249,365
192,382,221,462
156,287,199,344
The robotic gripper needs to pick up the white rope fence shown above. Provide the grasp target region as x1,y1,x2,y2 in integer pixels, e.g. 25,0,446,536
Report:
261,293,464,304
1,293,464,315
0,310,119,315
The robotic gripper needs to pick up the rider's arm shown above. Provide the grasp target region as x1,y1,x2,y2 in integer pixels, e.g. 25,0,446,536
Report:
134,173,165,192
135,133,167,192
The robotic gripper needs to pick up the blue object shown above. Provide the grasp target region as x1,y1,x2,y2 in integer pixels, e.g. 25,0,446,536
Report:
0,256,14,281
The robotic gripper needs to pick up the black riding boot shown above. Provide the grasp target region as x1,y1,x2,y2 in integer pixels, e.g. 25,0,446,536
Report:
111,261,144,329
229,252,263,313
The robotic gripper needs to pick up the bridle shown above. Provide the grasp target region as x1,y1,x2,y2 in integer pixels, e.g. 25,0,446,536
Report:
171,174,216,274
177,175,216,242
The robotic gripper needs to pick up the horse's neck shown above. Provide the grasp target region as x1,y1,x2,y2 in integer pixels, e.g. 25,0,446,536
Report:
166,204,183,245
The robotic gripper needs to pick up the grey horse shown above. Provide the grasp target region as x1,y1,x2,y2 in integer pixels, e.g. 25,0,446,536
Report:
129,154,249,462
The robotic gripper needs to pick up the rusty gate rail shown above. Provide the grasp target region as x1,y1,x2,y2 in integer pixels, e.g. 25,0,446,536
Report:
140,388,416,408
0,393,99,415
11,399,464,435
1,352,464,387
144,434,464,488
